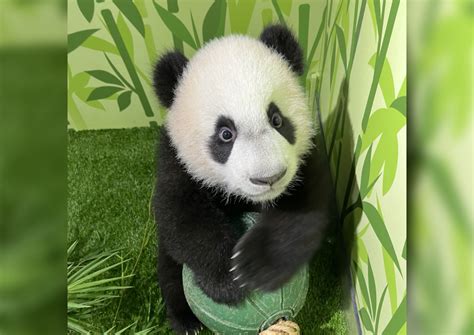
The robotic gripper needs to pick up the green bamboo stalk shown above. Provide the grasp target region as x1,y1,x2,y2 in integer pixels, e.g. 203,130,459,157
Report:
361,0,400,131
340,0,399,220
101,9,154,117
347,0,367,75
303,4,327,80
271,0,286,25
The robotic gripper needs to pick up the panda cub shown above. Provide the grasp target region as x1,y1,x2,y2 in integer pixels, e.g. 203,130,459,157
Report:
153,25,335,334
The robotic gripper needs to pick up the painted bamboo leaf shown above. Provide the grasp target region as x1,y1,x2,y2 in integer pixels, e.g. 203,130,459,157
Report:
203,0,227,44
391,96,406,117
359,307,374,332
348,0,367,73
68,29,99,53
360,145,372,198
375,285,389,333
298,4,310,61
229,0,256,34
304,4,327,78
354,261,372,314
383,248,398,313
101,9,153,117
329,39,337,87
144,24,157,63
117,13,134,60
117,91,132,111
104,53,134,92
78,87,106,111
361,107,405,193
398,77,406,97
190,12,201,49
69,72,90,93
357,239,369,264
363,201,401,273
362,0,400,130
373,0,383,38
135,0,148,18
112,0,145,37
86,70,123,87
382,294,407,334
87,86,123,101
153,1,197,49
82,36,119,55
335,25,348,70
402,240,406,260
69,71,105,111
77,0,95,22
368,259,377,318
369,54,395,106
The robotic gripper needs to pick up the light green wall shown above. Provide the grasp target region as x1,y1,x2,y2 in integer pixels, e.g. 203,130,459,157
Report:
68,1,406,333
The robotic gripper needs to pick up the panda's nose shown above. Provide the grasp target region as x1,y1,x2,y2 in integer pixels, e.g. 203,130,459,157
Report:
250,168,287,186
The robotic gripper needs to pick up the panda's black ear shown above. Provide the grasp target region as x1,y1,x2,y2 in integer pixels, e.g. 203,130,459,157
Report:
260,24,304,76
153,51,188,108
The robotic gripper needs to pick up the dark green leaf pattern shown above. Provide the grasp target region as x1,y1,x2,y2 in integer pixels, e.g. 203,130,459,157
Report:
117,91,132,111
86,70,123,87
112,0,145,37
77,0,94,22
87,86,123,101
68,29,99,53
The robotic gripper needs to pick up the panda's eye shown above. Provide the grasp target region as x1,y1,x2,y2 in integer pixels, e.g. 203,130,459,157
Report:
271,112,283,128
218,127,234,142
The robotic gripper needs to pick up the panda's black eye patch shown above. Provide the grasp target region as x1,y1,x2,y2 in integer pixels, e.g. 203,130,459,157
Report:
267,102,295,144
209,116,237,164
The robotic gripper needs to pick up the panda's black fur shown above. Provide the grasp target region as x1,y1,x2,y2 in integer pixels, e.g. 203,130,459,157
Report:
152,25,337,334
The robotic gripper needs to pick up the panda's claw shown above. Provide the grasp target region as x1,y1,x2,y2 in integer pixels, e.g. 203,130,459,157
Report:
231,251,241,259
233,274,241,281
229,265,238,272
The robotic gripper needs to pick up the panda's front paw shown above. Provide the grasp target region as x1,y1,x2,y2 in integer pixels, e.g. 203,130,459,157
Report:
195,273,248,305
230,225,297,292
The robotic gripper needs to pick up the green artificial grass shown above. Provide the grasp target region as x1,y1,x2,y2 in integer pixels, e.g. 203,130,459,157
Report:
68,127,350,334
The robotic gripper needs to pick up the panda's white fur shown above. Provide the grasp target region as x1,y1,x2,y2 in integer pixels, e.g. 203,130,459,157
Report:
166,35,315,203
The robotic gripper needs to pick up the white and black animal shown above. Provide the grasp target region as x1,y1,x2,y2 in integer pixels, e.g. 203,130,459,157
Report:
153,25,336,334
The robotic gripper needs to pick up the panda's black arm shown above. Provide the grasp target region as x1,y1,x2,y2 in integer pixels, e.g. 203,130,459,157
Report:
154,129,247,304
231,142,337,291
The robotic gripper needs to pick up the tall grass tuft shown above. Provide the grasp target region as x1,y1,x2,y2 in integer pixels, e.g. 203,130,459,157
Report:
67,241,163,334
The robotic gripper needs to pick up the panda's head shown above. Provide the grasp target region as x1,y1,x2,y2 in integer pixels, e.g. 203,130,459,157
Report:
154,25,315,203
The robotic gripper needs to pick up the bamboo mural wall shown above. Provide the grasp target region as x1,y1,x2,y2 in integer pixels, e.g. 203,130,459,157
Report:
68,1,406,333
